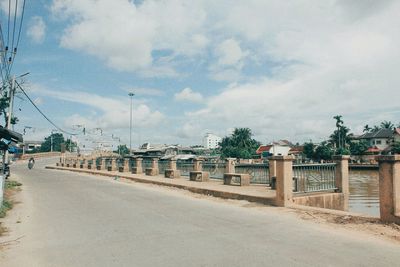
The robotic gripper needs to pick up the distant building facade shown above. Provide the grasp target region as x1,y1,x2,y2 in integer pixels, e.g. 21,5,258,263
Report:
202,133,222,149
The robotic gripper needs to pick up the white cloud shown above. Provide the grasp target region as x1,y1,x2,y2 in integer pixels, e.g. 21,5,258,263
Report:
29,84,165,131
27,16,46,44
174,87,203,103
45,0,400,144
215,39,247,67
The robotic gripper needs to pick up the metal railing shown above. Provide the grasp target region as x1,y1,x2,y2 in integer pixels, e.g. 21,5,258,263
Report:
235,163,269,184
158,160,169,174
176,162,194,176
142,159,152,169
292,163,337,193
202,162,225,179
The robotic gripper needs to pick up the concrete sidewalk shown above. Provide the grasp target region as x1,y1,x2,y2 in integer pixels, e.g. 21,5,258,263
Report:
45,165,276,206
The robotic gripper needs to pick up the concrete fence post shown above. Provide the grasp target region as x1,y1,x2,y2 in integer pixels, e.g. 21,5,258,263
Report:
273,155,294,207
193,158,203,172
225,158,236,173
100,158,106,170
165,158,180,178
169,159,177,170
132,158,143,174
269,158,277,180
123,158,130,172
377,155,400,223
333,155,350,195
110,158,117,171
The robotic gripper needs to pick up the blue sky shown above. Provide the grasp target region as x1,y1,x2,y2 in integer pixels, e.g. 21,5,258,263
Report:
1,0,400,150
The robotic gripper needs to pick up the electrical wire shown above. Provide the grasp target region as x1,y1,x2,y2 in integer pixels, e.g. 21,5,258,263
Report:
7,0,26,75
15,80,79,136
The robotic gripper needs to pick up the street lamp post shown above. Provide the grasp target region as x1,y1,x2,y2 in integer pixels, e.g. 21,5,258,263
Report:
128,92,134,155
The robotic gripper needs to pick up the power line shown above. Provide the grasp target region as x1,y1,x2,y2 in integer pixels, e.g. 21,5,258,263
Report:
7,0,26,75
15,80,79,136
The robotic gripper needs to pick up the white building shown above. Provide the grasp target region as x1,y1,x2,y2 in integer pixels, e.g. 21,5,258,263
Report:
203,133,222,149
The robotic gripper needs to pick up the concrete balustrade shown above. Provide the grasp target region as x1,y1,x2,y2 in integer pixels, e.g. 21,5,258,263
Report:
223,158,250,186
190,158,209,182
72,159,78,168
120,158,130,172
81,159,87,169
145,158,159,176
109,158,117,171
377,155,400,224
165,159,180,179
132,158,143,174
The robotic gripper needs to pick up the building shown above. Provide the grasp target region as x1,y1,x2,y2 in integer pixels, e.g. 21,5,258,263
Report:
256,140,292,157
134,143,196,160
357,128,394,151
202,133,222,149
22,141,43,153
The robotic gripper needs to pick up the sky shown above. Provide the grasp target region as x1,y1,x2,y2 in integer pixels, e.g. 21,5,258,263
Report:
1,0,400,150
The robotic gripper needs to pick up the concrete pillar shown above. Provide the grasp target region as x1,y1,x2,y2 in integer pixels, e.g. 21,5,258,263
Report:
273,155,294,207
132,158,143,174
165,159,180,178
100,158,106,170
193,158,203,171
333,155,350,195
151,158,159,172
110,158,117,171
123,158,130,172
268,158,277,179
169,159,177,170
377,155,400,223
225,158,236,174
82,159,87,168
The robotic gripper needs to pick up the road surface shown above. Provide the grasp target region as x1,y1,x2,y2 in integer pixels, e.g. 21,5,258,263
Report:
1,158,400,266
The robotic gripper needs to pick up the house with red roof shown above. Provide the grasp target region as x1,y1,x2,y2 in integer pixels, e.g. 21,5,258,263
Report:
256,140,292,158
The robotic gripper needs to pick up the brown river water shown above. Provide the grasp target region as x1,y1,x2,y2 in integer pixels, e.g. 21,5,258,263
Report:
349,170,379,217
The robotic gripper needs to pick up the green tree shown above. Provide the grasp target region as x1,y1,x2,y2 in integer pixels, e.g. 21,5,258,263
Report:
349,140,369,155
330,116,352,154
114,144,129,156
314,141,334,161
363,124,371,133
219,128,261,159
392,142,400,154
303,142,314,159
40,133,65,152
380,120,394,129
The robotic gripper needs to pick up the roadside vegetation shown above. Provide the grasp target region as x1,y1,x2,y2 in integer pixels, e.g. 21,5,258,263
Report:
0,180,22,236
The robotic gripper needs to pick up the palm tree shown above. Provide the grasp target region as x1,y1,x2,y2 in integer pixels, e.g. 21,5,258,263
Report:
380,120,394,129
363,124,371,133
333,115,343,149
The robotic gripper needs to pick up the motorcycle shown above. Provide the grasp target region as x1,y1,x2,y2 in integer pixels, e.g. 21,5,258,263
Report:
28,158,35,170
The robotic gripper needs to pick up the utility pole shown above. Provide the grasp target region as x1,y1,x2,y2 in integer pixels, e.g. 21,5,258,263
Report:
4,76,15,164
129,92,134,155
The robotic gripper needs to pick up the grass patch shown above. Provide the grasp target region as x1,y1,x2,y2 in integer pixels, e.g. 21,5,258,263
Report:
0,199,13,218
5,180,22,189
0,180,21,220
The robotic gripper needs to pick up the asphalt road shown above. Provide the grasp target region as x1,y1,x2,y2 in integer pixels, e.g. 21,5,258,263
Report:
2,158,400,267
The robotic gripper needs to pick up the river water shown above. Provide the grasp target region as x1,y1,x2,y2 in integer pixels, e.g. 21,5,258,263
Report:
349,170,380,217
